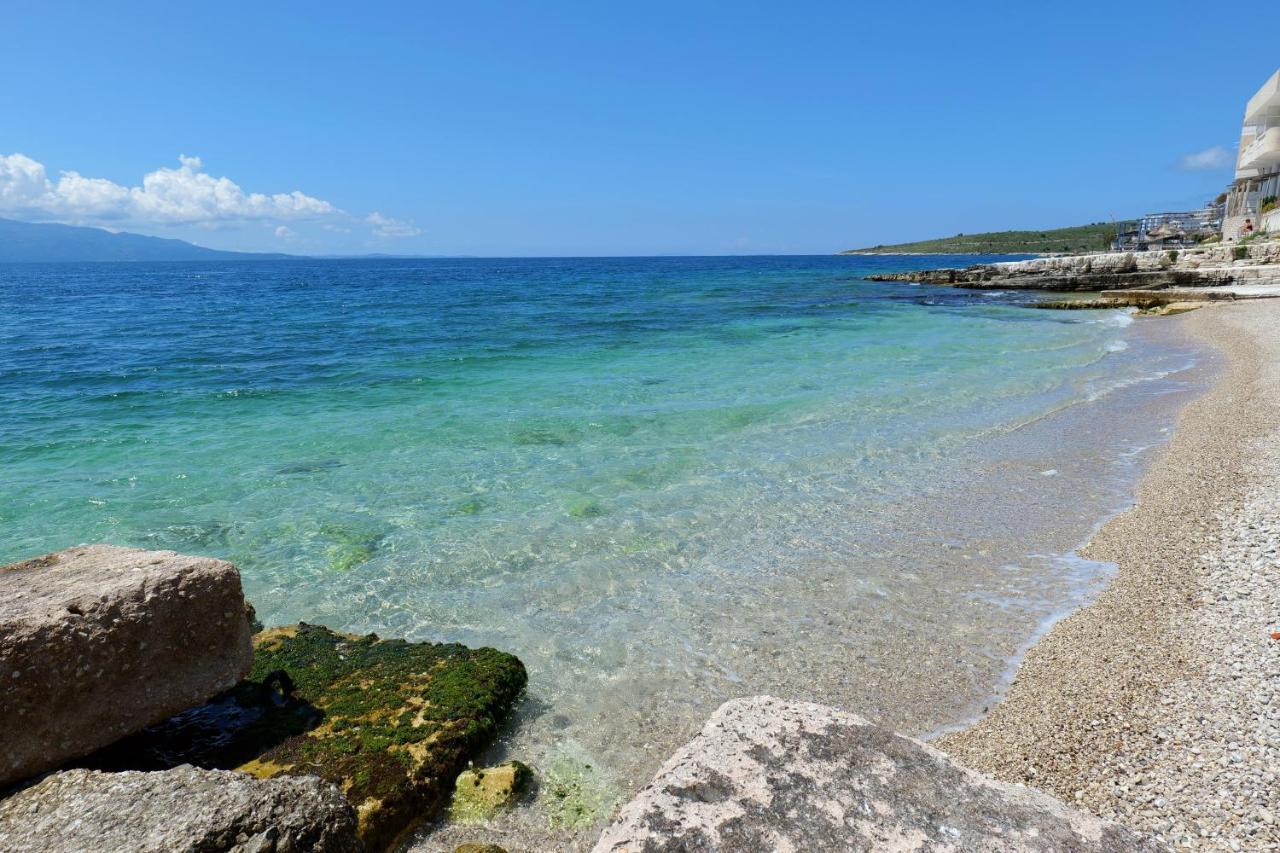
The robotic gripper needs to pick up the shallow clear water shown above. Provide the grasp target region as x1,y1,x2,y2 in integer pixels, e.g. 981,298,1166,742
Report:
0,255,1204,839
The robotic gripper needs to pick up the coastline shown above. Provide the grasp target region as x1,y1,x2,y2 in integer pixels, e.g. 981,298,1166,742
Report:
937,300,1280,849
839,250,1044,256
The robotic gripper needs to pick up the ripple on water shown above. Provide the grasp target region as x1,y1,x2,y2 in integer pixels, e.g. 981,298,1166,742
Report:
0,257,1208,842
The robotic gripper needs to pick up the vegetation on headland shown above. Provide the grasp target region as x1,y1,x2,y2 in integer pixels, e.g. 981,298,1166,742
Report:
841,221,1133,255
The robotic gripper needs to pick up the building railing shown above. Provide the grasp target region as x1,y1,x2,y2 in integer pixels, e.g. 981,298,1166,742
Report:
1240,126,1280,168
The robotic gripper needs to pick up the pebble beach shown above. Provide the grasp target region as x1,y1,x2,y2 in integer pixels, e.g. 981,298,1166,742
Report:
939,300,1280,850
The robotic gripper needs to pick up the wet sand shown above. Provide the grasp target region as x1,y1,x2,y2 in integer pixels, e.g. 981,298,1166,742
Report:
938,301,1280,850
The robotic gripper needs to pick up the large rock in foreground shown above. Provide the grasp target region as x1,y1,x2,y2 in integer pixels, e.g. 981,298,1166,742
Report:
0,545,254,786
593,697,1161,852
0,766,359,852
88,623,528,852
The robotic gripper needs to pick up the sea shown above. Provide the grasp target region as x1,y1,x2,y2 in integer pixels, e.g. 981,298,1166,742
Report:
0,254,1208,840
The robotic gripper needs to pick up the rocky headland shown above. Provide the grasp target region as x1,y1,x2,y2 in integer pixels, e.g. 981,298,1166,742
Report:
866,238,1280,308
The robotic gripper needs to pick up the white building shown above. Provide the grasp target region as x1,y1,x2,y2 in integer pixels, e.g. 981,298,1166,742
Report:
1224,69,1280,239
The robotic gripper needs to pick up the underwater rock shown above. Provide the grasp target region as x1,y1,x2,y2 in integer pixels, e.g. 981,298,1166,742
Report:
0,545,254,787
314,520,384,573
451,498,485,516
448,761,533,823
564,496,605,518
543,748,619,830
593,696,1162,852
453,845,508,853
0,766,359,853
88,623,527,852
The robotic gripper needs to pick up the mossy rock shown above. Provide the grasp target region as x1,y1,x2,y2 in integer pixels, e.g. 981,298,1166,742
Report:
449,760,533,823
454,845,509,853
83,623,527,852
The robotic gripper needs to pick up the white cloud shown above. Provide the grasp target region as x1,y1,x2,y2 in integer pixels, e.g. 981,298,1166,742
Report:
274,225,295,239
0,153,56,209
366,211,421,238
1177,145,1233,171
0,152,339,226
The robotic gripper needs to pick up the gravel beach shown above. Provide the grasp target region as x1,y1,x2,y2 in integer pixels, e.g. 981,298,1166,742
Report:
938,300,1280,851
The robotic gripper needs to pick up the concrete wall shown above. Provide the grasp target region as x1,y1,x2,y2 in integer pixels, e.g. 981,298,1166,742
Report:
1264,208,1280,234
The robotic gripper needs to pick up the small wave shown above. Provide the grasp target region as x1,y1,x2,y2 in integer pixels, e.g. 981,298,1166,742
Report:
1084,366,1178,403
1095,309,1135,328
1105,340,1129,353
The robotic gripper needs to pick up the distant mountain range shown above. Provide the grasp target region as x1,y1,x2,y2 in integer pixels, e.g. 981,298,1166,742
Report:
0,218,478,262
0,217,297,262
0,217,294,262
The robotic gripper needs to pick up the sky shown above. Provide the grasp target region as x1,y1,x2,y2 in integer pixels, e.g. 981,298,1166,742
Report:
0,2,1273,256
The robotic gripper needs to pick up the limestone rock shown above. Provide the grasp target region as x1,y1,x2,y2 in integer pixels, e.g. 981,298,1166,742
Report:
866,248,1238,291
593,696,1162,852
87,623,528,852
0,765,359,852
0,545,254,786
449,761,533,822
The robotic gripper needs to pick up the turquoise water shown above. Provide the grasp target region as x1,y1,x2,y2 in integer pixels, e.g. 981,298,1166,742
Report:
1,256,1203,834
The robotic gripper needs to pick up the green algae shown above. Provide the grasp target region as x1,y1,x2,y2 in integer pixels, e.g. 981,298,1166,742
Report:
326,539,377,571
84,623,526,853
241,625,527,849
448,760,533,824
316,521,382,571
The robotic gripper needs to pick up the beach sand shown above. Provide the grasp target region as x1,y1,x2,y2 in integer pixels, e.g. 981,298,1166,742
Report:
937,300,1280,850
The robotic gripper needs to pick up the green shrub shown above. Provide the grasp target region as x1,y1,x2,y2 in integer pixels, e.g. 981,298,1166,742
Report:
1233,245,1249,260
1167,250,1179,263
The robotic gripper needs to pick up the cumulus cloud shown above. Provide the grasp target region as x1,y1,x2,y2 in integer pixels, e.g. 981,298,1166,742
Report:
1177,145,1233,171
274,225,295,239
0,152,339,227
366,211,421,238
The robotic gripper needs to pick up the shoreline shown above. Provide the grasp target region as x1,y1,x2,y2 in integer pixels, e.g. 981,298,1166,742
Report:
937,301,1280,849
919,313,1211,746
410,297,1210,852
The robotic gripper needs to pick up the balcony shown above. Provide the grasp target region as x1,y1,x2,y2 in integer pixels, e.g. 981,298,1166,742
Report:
1238,126,1280,172
1245,70,1280,126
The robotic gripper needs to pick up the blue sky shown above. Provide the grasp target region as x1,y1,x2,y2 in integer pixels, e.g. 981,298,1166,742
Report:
0,2,1271,256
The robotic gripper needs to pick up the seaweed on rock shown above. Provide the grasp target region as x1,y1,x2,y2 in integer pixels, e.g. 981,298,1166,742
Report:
83,623,527,852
